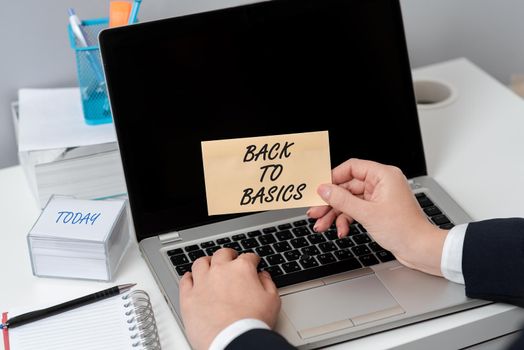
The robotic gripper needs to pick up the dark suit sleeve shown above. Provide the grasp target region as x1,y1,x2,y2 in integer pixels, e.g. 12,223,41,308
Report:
462,218,524,307
508,331,524,350
225,329,296,350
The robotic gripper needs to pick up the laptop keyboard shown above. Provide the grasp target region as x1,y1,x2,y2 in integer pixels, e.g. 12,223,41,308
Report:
168,192,454,288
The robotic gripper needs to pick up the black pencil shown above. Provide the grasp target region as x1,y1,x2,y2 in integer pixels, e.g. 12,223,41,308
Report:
1,283,135,329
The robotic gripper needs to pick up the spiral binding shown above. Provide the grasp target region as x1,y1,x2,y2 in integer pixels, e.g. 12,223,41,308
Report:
122,290,162,350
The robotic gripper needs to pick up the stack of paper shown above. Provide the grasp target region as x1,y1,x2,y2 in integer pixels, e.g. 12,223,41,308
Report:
13,88,127,208
27,196,130,281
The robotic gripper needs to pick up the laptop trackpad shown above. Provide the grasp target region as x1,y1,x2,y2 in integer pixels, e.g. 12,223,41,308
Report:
281,274,404,339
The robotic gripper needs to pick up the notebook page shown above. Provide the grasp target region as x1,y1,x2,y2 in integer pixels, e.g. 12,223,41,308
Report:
8,293,139,350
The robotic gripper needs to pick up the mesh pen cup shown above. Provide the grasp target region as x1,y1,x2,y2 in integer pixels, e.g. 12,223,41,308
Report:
68,18,112,125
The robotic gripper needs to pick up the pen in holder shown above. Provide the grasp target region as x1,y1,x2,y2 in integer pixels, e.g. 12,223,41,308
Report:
68,18,112,125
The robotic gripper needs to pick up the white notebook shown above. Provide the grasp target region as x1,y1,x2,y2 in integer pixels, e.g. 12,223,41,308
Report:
2,290,160,350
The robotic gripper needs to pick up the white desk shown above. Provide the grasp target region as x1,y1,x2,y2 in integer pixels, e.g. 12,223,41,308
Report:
1,58,524,350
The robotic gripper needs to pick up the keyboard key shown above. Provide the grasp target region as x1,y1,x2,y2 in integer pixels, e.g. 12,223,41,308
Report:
423,206,442,217
431,214,451,226
271,258,362,288
258,258,268,270
308,234,326,244
301,246,320,256
167,248,183,256
175,263,192,276
334,249,354,261
299,255,319,269
276,230,293,241
259,234,277,245
200,241,216,249
277,223,292,230
188,250,206,261
185,245,200,252
352,245,371,256
307,218,316,224
255,245,275,257
241,238,260,249
170,254,189,266
290,237,309,249
206,246,221,255
247,230,262,237
335,238,354,249
264,266,284,278
349,224,361,235
292,227,310,237
440,223,455,230
262,227,277,234
223,242,242,251
352,234,372,245
368,242,384,252
267,254,285,266
232,233,247,241
356,223,366,233
282,261,302,273
274,241,292,253
284,250,301,261
376,250,395,262
319,242,337,253
317,253,336,265
325,230,338,240
416,195,434,208
309,223,317,232
359,254,380,266
216,237,231,245
293,220,308,227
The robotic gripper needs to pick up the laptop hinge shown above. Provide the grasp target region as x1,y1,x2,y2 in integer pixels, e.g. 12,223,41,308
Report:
159,231,182,244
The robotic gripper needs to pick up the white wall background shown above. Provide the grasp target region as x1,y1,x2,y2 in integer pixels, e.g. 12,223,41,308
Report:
1,0,524,169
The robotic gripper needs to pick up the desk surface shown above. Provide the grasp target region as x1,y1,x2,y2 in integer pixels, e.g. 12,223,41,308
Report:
2,58,524,350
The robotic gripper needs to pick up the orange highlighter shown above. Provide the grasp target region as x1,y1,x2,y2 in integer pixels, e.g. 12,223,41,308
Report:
109,1,132,27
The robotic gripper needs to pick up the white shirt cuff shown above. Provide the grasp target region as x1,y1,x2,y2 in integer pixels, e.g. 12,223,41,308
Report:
440,223,467,284
208,318,270,350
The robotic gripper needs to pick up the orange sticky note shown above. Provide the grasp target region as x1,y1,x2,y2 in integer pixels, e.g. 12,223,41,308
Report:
109,1,132,28
201,131,332,215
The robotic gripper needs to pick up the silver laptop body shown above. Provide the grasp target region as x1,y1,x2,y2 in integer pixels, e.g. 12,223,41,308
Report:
99,0,489,347
138,176,487,348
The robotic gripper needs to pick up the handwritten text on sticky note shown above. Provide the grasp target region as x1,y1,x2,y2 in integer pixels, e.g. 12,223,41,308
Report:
201,131,331,215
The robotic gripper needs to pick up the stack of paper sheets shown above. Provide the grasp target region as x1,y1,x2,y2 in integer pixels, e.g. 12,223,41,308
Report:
27,196,130,281
14,88,127,208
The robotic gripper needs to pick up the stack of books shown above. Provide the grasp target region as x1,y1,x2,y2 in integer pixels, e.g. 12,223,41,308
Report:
13,88,127,208
27,196,130,281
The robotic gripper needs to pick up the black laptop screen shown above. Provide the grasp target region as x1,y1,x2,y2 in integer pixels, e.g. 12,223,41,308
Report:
100,0,425,240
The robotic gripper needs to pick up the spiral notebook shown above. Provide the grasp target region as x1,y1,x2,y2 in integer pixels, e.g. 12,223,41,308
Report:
2,290,161,350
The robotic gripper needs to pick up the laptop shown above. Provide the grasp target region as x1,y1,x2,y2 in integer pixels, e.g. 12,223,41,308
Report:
99,0,489,347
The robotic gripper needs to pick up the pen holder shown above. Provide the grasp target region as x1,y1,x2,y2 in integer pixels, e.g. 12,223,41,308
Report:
68,18,112,125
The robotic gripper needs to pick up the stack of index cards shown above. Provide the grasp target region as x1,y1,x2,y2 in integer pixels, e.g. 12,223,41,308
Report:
27,195,130,281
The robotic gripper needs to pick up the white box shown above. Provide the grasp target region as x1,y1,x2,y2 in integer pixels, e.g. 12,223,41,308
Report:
27,196,130,281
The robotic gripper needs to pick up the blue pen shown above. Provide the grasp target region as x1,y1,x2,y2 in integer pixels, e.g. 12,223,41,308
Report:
128,0,142,24
68,8,105,87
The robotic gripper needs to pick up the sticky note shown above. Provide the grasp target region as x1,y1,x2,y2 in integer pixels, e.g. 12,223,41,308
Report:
109,1,132,28
201,131,331,215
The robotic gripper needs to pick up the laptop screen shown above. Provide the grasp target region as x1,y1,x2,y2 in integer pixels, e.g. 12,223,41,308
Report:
100,0,425,240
